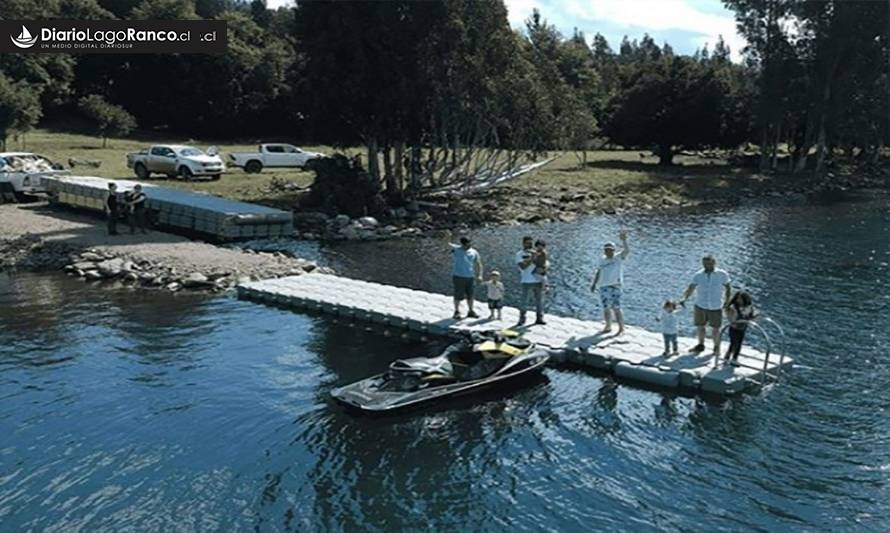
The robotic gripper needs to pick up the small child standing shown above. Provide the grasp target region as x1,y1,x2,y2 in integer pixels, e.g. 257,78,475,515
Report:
656,300,680,356
483,270,505,320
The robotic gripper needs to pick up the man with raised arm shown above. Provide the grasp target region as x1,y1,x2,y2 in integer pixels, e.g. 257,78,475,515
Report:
590,230,630,335
445,230,483,320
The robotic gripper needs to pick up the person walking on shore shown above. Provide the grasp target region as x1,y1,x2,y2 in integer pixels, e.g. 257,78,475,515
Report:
127,184,148,234
516,236,545,325
590,231,630,335
446,231,483,320
680,254,731,355
105,182,120,236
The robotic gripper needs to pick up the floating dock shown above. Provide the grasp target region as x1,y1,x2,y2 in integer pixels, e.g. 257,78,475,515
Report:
41,175,293,241
238,274,793,395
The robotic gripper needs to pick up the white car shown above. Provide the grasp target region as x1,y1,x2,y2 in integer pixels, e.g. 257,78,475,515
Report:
228,143,326,173
126,145,225,180
0,152,68,201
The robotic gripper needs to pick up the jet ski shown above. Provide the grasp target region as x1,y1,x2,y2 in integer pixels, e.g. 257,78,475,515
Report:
331,330,549,412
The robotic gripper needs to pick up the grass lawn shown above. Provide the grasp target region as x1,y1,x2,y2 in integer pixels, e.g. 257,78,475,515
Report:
8,129,351,208
514,149,777,201
10,129,782,210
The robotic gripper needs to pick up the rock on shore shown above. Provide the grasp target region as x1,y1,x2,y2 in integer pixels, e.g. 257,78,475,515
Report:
0,204,329,292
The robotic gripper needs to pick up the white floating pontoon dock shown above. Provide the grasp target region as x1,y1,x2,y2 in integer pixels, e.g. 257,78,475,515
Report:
42,175,293,241
238,273,793,395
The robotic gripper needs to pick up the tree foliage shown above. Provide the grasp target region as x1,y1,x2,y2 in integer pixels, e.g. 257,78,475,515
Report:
0,74,43,150
77,94,137,147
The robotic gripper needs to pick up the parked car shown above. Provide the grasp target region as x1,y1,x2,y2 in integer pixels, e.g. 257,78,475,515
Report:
0,152,67,201
126,145,225,180
228,144,326,173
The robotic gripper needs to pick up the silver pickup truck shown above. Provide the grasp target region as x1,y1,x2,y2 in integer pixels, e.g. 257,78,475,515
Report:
126,145,225,180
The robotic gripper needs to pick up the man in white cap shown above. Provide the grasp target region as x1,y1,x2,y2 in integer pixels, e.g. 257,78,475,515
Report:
590,230,630,334
680,254,731,354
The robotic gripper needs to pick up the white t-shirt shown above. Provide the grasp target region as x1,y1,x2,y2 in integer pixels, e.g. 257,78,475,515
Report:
515,249,538,284
659,309,679,334
597,256,624,287
691,269,731,310
485,281,504,300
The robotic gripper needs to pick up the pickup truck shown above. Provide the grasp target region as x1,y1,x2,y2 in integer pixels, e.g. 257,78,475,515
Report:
0,152,67,202
126,145,225,180
228,144,325,173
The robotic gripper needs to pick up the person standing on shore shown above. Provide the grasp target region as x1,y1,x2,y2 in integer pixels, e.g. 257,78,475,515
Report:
590,231,630,335
680,254,731,355
105,182,120,236
127,184,148,234
516,236,545,325
446,231,483,320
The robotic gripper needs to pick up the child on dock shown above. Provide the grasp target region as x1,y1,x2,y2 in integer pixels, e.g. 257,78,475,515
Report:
725,290,756,365
483,270,505,320
656,300,680,356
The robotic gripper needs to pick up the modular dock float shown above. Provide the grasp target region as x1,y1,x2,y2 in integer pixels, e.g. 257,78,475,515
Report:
42,175,293,241
238,274,793,395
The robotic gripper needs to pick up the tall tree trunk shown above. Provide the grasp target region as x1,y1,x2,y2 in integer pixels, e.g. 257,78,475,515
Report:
814,118,828,175
794,113,816,173
102,136,107,148
383,144,396,197
367,138,379,183
657,144,674,166
759,126,770,171
394,141,404,193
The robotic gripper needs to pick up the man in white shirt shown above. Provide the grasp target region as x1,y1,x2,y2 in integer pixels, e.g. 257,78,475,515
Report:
590,230,630,335
680,254,731,354
515,235,545,325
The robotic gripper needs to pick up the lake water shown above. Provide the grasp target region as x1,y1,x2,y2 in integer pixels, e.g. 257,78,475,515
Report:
1,193,889,531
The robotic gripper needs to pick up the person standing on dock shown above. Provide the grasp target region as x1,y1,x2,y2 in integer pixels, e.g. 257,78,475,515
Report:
590,231,630,335
126,184,148,234
105,182,120,236
516,236,546,325
680,254,731,355
446,232,483,320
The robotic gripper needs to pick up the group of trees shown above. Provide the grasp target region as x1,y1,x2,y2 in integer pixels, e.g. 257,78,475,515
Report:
0,0,887,185
726,0,889,172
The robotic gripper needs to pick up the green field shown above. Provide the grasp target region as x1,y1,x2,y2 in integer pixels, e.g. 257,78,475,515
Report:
9,129,779,210
9,130,344,208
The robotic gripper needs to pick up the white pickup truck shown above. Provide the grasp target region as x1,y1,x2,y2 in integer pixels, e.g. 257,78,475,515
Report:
0,152,68,202
228,144,325,173
127,145,225,180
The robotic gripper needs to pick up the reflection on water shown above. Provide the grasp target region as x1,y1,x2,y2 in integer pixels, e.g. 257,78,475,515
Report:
1,193,889,530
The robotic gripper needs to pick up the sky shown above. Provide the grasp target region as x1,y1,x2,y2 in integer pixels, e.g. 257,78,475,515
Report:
266,0,746,60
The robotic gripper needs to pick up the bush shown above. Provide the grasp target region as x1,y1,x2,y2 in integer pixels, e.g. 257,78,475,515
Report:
303,154,386,217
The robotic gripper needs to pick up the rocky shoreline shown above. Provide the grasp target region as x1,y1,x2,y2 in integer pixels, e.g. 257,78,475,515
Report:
287,165,890,240
0,204,328,292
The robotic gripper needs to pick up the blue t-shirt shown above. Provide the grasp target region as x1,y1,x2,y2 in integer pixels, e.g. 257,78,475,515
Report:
451,245,479,278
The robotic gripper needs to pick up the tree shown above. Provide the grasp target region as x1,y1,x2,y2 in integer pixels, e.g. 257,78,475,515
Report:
0,74,42,151
77,94,136,147
604,55,726,165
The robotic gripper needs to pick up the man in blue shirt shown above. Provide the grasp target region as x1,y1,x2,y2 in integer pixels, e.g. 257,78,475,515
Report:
446,231,483,320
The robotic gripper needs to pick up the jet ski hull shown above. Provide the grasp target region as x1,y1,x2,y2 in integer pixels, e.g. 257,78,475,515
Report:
331,349,550,412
